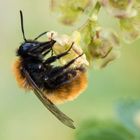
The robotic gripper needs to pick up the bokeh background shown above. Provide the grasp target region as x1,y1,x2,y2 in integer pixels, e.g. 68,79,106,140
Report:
0,0,140,140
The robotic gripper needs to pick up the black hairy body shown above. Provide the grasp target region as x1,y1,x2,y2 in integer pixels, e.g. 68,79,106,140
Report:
20,53,78,90
14,39,87,103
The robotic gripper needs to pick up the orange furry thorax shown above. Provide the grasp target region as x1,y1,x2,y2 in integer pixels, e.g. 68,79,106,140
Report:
13,58,88,104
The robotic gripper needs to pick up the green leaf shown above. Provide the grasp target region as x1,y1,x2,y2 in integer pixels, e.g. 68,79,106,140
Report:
116,100,140,136
76,120,136,140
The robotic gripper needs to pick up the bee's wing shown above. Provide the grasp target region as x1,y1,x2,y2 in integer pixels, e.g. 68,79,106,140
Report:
23,69,75,129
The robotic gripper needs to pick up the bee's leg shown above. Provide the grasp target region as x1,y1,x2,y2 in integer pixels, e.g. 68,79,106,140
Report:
45,53,83,80
47,32,55,56
34,31,48,40
43,42,74,64
51,48,54,56
54,53,84,77
29,40,56,55
42,49,51,57
62,53,84,69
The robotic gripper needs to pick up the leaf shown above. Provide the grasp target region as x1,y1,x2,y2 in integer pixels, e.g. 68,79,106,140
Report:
116,100,140,135
76,120,136,140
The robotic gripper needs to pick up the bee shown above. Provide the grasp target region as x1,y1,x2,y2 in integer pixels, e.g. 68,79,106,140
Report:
13,10,87,129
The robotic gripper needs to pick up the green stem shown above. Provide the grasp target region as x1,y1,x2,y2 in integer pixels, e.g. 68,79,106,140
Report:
89,1,101,21
78,1,101,31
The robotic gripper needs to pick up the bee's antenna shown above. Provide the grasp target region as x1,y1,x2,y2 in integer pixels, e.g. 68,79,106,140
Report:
20,10,27,42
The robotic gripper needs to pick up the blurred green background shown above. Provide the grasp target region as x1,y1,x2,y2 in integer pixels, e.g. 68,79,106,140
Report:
0,0,140,140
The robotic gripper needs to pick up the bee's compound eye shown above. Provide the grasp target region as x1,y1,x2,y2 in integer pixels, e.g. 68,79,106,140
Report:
22,43,32,51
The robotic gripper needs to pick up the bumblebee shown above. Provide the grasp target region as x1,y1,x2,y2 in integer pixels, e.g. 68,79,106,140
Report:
13,11,87,129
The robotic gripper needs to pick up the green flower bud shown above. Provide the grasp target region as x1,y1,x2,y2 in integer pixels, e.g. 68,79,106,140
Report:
59,0,92,25
100,0,136,18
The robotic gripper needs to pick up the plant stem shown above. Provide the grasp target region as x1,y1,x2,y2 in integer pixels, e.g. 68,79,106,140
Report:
89,1,101,21
78,1,101,31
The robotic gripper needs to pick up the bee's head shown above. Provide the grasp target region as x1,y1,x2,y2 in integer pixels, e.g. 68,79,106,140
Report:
17,41,40,57
18,11,42,58
18,11,56,58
